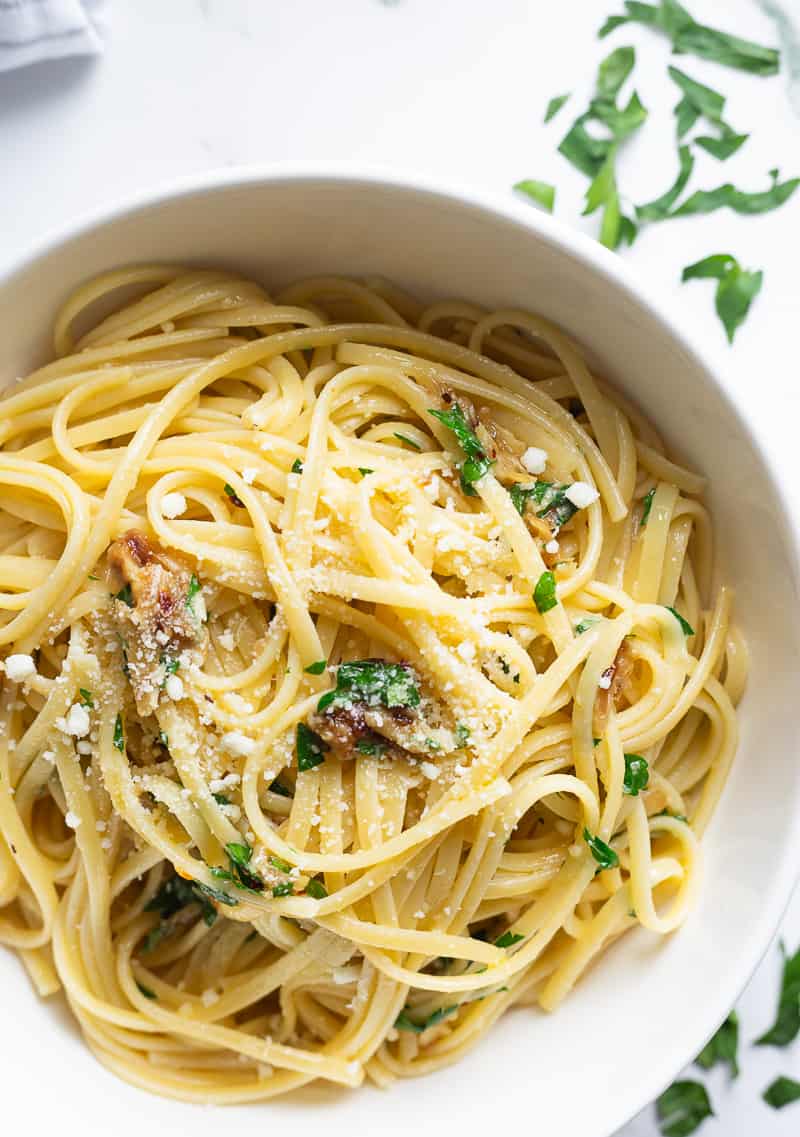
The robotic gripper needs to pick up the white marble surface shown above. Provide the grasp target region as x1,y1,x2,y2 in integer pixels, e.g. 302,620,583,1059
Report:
0,0,799,1132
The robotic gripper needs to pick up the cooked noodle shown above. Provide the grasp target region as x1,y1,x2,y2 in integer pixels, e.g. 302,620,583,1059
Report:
0,267,746,1101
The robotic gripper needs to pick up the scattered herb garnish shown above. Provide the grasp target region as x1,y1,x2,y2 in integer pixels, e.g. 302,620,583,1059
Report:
358,467,374,476
509,480,579,533
395,1005,457,1033
162,657,180,675
194,880,239,908
495,931,525,948
455,723,471,747
763,1075,800,1110
544,92,571,122
304,660,327,675
599,1,780,76
269,778,293,798
756,941,800,1047
186,574,202,611
144,872,219,929
113,713,125,752
115,583,134,607
393,432,422,451
355,736,388,757
640,487,656,526
318,659,420,714
623,753,650,795
665,605,695,636
636,144,694,221
136,981,157,1000
159,731,169,749
224,483,245,507
306,878,328,899
212,792,230,805
269,854,293,874
513,179,556,212
272,881,294,898
296,722,329,772
222,842,265,892
291,458,303,474
534,570,558,614
672,168,799,219
429,403,495,494
656,1079,714,1137
78,688,94,708
681,253,763,343
696,1011,739,1078
575,617,600,635
583,827,620,871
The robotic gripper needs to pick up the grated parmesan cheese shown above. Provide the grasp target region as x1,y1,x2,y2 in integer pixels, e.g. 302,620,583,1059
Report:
220,732,256,757
521,446,548,475
565,481,599,509
161,492,187,518
4,654,36,682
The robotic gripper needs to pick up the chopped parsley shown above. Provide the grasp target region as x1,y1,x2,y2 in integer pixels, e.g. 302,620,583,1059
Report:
194,880,239,908
665,605,695,637
763,1076,800,1110
656,1079,714,1137
495,931,525,948
355,736,388,757
455,723,471,747
636,144,694,221
115,583,134,607
696,1011,738,1078
756,941,800,1047
162,657,180,675
186,574,203,615
583,827,619,871
306,878,328,899
575,617,600,635
395,1005,457,1033
212,792,230,805
296,722,329,772
599,1,780,77
544,92,571,122
269,778,293,798
513,179,556,212
136,981,157,1000
113,713,125,752
272,881,295,898
393,432,422,451
304,660,327,675
159,731,169,749
220,842,264,892
623,753,650,795
223,483,244,507
291,458,303,474
145,873,217,927
317,659,420,714
78,688,94,708
358,467,374,476
429,403,495,494
509,480,578,533
268,854,293,874
534,570,558,614
640,487,656,526
681,253,763,344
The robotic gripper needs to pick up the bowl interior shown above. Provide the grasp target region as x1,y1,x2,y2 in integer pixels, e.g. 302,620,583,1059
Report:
1,172,798,1137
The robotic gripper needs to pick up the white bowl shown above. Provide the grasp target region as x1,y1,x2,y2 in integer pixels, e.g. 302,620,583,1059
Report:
2,166,799,1137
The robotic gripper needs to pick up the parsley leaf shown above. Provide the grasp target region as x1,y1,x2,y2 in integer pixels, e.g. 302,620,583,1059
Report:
695,125,748,161
268,854,293,874
395,1005,457,1033
509,480,579,534
597,44,636,98
136,981,157,1000
318,660,421,714
145,873,218,926
212,792,230,805
763,1076,800,1110
358,467,374,476
583,827,620,871
269,778,293,798
575,617,600,635
306,877,328,899
756,941,800,1047
599,1,779,76
186,574,202,610
665,605,695,636
495,931,525,948
672,169,800,219
513,179,556,212
78,687,94,708
681,253,763,344
115,583,134,607
291,458,303,474
640,487,656,526
544,92,571,122
636,145,694,221
272,881,294,898
223,842,264,892
696,1011,739,1078
304,660,327,675
223,483,244,507
296,722,329,772
534,570,558,614
583,147,638,250
355,736,387,757
195,880,239,908
113,713,125,752
623,753,650,795
429,403,494,494
656,1079,714,1137
393,432,422,451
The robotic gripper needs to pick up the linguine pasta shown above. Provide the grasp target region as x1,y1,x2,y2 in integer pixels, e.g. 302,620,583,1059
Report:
0,267,746,1102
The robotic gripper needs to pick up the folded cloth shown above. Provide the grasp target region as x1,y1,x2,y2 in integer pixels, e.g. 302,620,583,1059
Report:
0,0,105,72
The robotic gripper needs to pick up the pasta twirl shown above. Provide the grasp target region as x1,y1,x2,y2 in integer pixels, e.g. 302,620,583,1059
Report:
0,267,745,1102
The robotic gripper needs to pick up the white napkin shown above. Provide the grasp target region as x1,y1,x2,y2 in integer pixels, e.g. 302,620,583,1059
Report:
0,0,105,73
